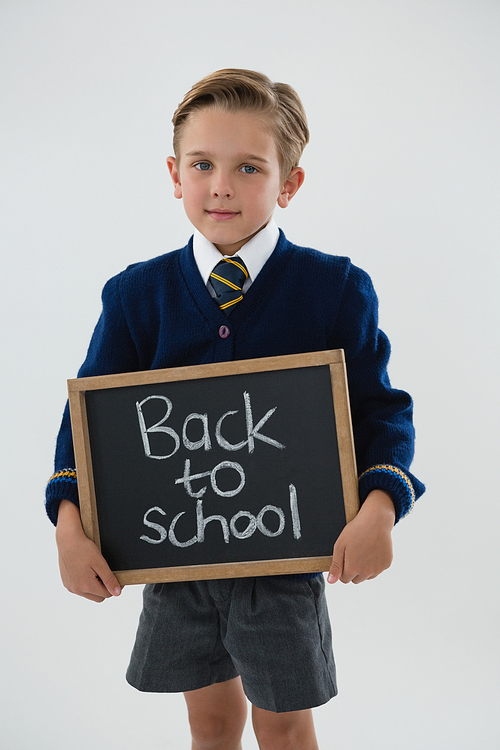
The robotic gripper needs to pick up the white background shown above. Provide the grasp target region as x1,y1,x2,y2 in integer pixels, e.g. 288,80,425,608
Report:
1,1,499,748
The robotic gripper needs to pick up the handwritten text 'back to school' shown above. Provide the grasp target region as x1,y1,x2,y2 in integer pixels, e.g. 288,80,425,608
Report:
135,391,301,548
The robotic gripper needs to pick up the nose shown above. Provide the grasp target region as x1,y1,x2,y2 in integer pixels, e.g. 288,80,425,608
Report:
211,170,234,199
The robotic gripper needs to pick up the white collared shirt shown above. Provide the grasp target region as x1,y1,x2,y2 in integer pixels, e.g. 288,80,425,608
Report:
193,219,280,295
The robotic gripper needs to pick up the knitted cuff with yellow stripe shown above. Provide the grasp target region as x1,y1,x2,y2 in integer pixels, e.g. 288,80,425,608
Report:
45,469,78,525
47,469,77,486
358,464,415,522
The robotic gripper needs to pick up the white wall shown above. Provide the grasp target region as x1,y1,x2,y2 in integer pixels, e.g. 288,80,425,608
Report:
1,1,499,747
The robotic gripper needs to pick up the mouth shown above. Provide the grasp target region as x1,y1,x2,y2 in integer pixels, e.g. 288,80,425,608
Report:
206,209,240,221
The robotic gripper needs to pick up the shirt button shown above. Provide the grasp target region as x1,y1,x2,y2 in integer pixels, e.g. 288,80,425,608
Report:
218,325,230,339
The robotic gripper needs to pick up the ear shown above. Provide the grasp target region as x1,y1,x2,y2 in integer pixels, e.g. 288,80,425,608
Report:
167,156,183,199
277,167,305,208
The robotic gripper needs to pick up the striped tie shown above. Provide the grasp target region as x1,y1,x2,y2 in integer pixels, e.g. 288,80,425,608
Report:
209,256,249,316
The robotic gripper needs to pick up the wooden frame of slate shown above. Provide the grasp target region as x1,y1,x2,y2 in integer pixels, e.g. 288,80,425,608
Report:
68,349,359,585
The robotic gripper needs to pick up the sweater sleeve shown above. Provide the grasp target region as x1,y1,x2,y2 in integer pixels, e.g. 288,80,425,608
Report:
45,273,141,525
332,264,424,522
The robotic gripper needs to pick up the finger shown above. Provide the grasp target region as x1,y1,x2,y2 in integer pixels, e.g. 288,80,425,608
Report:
63,577,109,601
66,572,112,601
351,574,369,585
81,591,108,603
339,566,359,584
338,559,364,584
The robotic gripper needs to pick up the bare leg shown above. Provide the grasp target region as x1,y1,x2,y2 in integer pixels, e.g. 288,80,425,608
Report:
252,705,319,750
184,676,248,750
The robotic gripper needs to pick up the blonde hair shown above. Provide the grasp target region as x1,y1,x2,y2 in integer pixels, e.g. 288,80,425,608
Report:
172,69,309,182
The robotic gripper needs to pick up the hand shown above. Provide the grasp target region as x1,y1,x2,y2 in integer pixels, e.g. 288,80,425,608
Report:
56,500,122,603
327,490,395,584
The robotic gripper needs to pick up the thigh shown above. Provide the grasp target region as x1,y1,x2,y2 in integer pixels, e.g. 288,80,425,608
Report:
184,676,248,723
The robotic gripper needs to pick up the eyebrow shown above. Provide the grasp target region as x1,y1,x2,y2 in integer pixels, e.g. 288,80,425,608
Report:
185,150,270,164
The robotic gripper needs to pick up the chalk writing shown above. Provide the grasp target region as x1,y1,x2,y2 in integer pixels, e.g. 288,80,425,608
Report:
175,459,246,498
140,506,168,545
136,395,179,459
141,484,300,547
135,389,305,551
136,391,285,459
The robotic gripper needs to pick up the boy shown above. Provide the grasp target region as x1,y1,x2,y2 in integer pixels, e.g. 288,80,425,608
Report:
47,69,424,749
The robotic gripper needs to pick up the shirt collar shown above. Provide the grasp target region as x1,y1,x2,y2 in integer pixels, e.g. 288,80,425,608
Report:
193,219,280,286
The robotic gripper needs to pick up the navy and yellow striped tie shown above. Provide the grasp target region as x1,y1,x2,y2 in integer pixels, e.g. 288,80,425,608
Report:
209,256,249,316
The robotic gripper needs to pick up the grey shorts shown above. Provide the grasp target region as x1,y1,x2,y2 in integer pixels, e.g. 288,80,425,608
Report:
126,575,337,713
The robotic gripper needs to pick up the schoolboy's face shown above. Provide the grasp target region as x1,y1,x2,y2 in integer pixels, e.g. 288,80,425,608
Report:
167,108,303,256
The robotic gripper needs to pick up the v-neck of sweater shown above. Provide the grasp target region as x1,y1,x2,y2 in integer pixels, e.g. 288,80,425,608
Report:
178,230,292,330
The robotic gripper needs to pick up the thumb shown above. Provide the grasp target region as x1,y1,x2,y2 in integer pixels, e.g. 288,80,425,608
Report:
94,560,122,597
327,543,345,584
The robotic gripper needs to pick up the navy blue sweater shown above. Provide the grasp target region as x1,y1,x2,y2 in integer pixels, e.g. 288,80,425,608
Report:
46,231,424,525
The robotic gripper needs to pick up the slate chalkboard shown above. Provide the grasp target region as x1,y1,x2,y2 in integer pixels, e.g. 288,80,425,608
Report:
68,350,359,584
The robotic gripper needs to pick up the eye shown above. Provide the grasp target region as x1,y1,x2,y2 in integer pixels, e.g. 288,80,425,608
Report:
194,162,212,171
240,165,258,174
